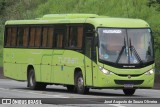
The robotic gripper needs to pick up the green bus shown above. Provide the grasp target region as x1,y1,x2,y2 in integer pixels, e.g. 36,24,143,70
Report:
3,14,155,96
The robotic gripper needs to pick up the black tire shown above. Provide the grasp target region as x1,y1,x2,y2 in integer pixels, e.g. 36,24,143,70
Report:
123,89,136,96
66,85,75,93
38,83,47,90
28,69,46,90
75,72,89,94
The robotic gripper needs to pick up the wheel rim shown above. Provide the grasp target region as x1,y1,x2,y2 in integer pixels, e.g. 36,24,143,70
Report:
77,77,84,90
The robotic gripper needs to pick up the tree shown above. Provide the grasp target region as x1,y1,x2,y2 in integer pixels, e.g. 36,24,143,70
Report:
157,0,160,3
0,0,6,14
147,0,160,11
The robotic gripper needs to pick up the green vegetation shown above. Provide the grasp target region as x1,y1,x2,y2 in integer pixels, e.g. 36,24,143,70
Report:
0,0,160,72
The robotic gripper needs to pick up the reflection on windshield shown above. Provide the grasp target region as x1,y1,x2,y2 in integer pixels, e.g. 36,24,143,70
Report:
98,28,153,64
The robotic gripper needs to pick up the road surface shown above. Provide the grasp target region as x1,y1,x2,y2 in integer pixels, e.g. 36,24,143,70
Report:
0,79,159,107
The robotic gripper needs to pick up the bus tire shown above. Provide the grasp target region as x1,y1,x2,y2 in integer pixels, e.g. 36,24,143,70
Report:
123,89,136,96
66,85,75,93
28,69,46,90
75,72,89,94
39,83,47,90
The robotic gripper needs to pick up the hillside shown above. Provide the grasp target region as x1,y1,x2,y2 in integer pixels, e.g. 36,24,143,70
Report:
0,0,160,71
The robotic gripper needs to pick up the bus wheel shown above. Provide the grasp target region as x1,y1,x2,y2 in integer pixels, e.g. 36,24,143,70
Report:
39,83,47,90
66,85,75,93
123,89,136,96
28,69,46,90
75,72,89,94
28,69,39,90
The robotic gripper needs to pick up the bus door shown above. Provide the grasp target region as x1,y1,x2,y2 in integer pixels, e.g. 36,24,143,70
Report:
52,29,66,84
40,51,53,83
85,37,94,86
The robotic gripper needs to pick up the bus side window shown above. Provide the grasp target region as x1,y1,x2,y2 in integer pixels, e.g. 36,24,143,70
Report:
69,27,76,47
29,27,35,47
17,27,24,47
42,27,54,48
47,27,54,48
55,32,63,48
42,27,48,47
6,27,12,47
77,26,83,48
11,27,17,47
28,27,42,48
66,26,83,49
23,27,29,47
35,27,42,47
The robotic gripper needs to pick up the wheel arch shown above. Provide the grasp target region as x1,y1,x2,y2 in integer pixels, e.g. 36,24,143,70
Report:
27,65,34,87
74,67,85,85
27,65,34,79
74,67,89,94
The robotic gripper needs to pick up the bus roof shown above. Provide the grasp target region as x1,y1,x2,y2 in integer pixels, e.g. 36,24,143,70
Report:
5,14,150,28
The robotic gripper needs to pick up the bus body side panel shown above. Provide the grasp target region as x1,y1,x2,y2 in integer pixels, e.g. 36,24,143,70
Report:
84,56,93,86
25,49,42,82
4,48,87,86
62,50,85,85
40,50,53,83
51,50,85,85
4,48,44,81
84,57,100,87
52,50,66,84
4,48,24,80
92,61,99,87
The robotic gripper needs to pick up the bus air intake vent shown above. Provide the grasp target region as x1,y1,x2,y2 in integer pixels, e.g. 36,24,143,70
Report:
114,80,144,85
116,74,142,77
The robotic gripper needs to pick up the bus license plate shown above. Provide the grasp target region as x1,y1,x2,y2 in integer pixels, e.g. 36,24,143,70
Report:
124,84,133,88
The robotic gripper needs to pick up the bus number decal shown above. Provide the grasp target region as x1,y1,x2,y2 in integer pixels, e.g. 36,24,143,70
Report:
58,57,79,64
103,30,122,34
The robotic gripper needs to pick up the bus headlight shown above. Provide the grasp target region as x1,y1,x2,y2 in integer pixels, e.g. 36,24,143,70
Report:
145,69,155,75
99,66,113,75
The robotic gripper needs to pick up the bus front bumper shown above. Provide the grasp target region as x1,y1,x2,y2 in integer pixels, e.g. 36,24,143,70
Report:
95,71,154,89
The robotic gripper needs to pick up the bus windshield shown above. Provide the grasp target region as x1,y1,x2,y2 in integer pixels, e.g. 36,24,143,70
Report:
98,28,154,64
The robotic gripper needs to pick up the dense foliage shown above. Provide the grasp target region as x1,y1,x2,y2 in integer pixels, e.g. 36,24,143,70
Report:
0,0,160,72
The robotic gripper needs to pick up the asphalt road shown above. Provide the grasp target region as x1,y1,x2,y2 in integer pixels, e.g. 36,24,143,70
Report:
0,79,160,107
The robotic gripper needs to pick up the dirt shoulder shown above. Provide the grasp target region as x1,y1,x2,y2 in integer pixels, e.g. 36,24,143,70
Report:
0,67,159,89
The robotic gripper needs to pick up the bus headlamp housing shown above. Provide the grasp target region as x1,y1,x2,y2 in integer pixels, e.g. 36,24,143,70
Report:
145,68,155,75
99,66,113,75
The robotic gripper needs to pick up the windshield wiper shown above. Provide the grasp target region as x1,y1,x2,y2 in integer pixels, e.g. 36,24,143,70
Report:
129,38,143,64
116,37,127,63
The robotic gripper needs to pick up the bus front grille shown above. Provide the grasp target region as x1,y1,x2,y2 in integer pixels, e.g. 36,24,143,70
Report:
114,80,144,85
